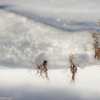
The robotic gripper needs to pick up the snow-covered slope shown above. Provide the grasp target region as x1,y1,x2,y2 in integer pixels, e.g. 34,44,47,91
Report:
0,9,95,68
0,0,100,68
0,0,100,31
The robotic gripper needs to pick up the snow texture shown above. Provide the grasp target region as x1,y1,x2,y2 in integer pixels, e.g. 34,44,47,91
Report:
0,0,100,31
35,52,49,66
1,67,100,100
72,51,90,67
0,0,100,100
0,1,99,68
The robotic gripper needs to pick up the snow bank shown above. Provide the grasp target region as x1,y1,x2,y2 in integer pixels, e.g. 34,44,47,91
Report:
72,51,90,67
35,52,49,66
0,0,100,31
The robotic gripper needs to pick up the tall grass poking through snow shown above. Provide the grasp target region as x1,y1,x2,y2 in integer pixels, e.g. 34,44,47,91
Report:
82,19,100,61
31,52,50,80
65,51,90,83
89,21,100,60
68,53,77,82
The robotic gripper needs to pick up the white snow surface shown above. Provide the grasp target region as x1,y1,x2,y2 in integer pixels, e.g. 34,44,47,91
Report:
0,9,98,69
72,51,90,67
0,0,100,68
0,0,100,31
0,9,95,69
35,52,49,66
0,1,100,100
0,66,100,100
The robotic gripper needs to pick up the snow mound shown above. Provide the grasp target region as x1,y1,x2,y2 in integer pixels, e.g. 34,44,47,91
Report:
72,51,90,67
35,52,49,66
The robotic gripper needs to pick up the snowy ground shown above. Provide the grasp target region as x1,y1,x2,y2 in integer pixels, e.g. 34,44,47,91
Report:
0,0,100,31
0,66,100,100
0,9,95,69
0,0,100,99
